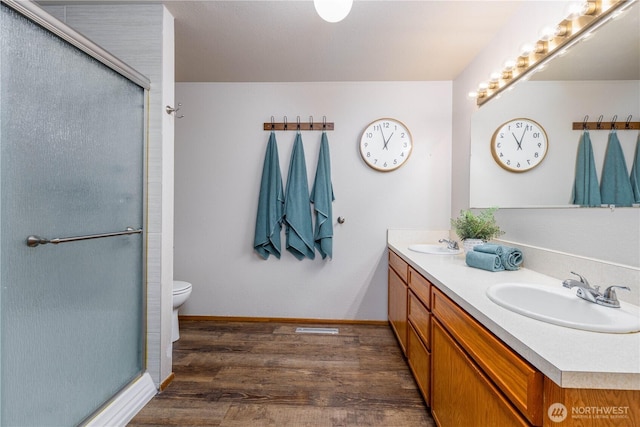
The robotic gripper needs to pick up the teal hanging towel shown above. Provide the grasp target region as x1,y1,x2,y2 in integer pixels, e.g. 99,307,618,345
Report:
254,131,285,259
571,130,601,206
310,132,335,259
284,132,315,260
600,129,634,206
631,133,640,203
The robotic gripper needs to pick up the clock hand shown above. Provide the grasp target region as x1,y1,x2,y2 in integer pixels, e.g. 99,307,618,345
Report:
379,127,388,150
512,132,521,149
383,132,394,150
517,127,527,150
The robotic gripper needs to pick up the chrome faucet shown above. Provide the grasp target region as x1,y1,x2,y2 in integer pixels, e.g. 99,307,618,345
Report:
438,238,459,250
562,271,630,308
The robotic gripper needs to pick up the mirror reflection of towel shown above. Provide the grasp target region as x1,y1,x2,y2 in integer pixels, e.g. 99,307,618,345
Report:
631,134,640,203
284,133,315,260
571,130,601,206
600,130,634,207
253,132,284,259
311,132,335,259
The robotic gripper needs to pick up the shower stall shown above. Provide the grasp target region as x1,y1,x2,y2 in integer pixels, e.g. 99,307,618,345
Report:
1,1,152,424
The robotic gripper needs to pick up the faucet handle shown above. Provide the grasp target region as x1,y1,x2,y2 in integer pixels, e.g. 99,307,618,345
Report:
599,285,631,308
570,271,592,288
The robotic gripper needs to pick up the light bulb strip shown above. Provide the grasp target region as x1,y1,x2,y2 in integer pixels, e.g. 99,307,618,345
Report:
474,0,634,106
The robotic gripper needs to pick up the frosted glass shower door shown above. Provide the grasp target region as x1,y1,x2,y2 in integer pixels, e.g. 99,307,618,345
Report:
1,4,146,425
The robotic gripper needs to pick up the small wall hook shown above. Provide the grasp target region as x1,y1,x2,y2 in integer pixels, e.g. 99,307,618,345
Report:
166,103,184,118
337,216,345,224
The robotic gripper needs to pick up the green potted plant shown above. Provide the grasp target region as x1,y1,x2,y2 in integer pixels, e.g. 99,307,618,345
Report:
451,207,504,251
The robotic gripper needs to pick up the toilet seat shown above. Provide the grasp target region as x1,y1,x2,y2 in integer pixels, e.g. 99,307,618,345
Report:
173,280,192,295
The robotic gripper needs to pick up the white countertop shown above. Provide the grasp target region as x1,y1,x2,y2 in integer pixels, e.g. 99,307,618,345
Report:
388,234,640,391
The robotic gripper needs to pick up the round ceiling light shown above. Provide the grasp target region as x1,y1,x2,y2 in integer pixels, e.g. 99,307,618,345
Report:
314,0,353,23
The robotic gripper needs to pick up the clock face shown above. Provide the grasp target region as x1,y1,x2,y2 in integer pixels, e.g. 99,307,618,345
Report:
491,118,548,172
359,118,413,171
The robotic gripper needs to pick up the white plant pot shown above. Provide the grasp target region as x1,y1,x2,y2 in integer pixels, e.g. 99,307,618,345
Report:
463,239,485,252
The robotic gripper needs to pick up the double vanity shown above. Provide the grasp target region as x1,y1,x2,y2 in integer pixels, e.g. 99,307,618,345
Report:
387,231,640,426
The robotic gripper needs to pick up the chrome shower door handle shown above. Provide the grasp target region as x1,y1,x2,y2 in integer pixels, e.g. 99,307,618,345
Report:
26,227,142,247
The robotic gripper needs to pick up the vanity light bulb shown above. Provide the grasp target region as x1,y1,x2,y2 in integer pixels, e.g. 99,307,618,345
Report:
468,91,478,98
566,2,584,19
478,82,489,90
540,26,556,41
503,59,516,70
489,72,501,82
520,43,534,56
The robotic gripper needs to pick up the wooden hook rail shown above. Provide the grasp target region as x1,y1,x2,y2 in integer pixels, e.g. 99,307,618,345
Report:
572,121,640,130
263,122,335,131
263,116,334,131
573,115,639,130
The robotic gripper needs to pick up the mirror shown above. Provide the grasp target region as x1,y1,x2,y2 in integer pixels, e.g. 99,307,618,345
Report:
470,2,640,208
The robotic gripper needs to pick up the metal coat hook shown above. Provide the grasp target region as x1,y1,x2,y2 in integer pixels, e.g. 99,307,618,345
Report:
582,115,589,130
625,115,633,129
284,115,288,131
323,115,327,130
271,116,275,130
296,116,301,131
166,103,184,118
596,114,604,130
610,114,618,129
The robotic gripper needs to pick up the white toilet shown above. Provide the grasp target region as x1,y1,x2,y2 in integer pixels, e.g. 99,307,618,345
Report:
172,280,192,342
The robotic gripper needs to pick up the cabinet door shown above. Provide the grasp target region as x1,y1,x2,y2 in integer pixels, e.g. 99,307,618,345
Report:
408,323,431,406
388,267,408,353
431,319,529,427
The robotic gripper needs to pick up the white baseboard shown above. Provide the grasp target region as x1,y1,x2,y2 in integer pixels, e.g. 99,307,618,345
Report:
84,372,157,427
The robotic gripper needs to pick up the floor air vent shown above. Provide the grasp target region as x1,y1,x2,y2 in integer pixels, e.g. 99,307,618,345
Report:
295,327,339,335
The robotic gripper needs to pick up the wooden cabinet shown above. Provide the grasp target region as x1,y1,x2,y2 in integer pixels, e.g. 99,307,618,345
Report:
388,246,640,427
432,287,543,426
407,268,433,405
388,250,408,354
431,318,530,427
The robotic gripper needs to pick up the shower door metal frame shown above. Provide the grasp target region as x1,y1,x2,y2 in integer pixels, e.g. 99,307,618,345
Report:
1,0,151,422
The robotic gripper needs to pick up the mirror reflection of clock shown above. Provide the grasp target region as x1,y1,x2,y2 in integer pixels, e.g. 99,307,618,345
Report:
490,118,548,172
359,118,413,172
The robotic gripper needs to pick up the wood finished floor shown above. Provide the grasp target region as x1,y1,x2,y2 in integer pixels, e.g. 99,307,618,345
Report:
129,320,435,426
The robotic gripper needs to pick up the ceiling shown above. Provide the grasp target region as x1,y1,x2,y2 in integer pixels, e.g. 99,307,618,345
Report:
160,1,524,83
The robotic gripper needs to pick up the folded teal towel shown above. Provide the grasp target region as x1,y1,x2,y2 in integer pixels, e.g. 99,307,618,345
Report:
500,246,523,271
571,130,601,206
473,244,503,255
310,132,335,259
631,134,640,203
466,251,504,272
254,132,284,260
600,130,634,206
472,244,523,271
284,133,315,260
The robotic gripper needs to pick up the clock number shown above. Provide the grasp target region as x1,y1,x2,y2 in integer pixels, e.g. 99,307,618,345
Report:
497,142,502,148
533,132,540,138
517,162,521,168
366,132,373,138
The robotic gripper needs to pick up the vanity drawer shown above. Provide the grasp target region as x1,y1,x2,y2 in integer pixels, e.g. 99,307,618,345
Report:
432,287,543,426
407,323,431,406
389,250,408,282
408,267,431,309
408,291,430,350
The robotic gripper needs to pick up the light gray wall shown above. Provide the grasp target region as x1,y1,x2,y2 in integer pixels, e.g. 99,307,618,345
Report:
174,82,452,320
44,4,175,387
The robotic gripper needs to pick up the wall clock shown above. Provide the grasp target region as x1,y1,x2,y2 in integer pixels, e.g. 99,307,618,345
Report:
359,118,413,172
491,118,548,172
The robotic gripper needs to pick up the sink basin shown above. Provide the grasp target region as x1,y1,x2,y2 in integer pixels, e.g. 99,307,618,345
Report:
486,282,640,333
408,244,462,255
